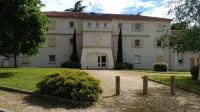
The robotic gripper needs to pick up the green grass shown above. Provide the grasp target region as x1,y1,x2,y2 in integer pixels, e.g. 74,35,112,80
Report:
134,69,190,75
0,67,75,91
149,75,200,91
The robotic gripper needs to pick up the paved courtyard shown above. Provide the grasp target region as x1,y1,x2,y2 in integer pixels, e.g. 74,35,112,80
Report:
0,70,200,112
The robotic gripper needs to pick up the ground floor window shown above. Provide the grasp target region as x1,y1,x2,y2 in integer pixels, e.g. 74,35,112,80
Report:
49,55,56,63
134,55,140,64
178,58,184,65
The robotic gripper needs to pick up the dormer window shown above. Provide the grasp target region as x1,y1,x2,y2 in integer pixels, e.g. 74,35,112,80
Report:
87,22,91,28
96,22,100,28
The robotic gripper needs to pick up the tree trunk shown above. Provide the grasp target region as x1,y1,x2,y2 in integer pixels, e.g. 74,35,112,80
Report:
14,55,17,68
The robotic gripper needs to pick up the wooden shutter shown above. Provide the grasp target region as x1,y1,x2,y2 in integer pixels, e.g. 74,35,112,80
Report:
49,20,56,30
190,58,195,68
154,38,157,48
49,38,56,47
140,23,144,31
22,55,30,64
156,56,163,62
131,40,135,48
157,24,163,32
140,40,144,48
132,23,135,31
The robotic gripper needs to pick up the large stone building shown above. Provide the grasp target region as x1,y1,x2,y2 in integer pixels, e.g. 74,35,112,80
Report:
0,11,198,70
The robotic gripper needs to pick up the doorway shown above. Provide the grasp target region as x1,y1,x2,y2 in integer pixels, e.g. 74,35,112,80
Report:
98,56,107,68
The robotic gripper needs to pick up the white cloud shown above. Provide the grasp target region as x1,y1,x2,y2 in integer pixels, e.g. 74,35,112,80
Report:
41,0,174,19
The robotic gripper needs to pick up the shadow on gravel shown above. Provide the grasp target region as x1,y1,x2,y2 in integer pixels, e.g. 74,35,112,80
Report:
23,95,88,110
0,72,16,78
122,87,200,112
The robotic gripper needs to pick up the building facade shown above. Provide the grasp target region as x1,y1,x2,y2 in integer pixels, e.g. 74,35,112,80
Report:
0,11,198,70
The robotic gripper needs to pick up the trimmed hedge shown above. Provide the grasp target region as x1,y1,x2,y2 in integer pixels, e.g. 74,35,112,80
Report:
154,62,168,72
61,61,81,68
114,62,133,70
190,65,199,80
36,69,103,103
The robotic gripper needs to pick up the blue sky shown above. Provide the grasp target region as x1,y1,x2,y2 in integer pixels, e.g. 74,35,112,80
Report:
41,0,174,18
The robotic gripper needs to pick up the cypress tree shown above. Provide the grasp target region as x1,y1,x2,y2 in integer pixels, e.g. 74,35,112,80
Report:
71,28,79,62
117,28,123,63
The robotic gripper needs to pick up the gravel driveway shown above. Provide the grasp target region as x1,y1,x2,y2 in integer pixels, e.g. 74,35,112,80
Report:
1,70,200,112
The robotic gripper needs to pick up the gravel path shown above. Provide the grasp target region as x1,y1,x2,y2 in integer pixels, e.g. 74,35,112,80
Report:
0,70,200,112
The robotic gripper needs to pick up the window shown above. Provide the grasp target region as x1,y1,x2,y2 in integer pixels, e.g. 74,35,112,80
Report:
49,20,56,30
135,40,140,47
96,22,100,28
178,58,184,65
104,23,108,28
69,21,74,28
157,40,162,47
134,55,141,64
87,22,91,28
70,38,73,44
118,23,122,29
49,55,56,63
22,55,30,64
157,24,164,32
135,23,141,31
48,38,56,47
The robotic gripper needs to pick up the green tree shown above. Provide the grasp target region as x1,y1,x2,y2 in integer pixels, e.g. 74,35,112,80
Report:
71,29,79,62
64,0,86,12
117,28,123,63
171,22,188,30
0,0,50,68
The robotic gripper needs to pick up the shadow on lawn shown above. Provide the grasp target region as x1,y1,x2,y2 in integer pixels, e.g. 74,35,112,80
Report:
23,95,88,110
0,72,16,78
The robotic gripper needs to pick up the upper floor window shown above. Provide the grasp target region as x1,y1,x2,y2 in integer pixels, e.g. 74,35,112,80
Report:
104,23,108,28
132,23,144,31
157,24,164,32
69,21,74,28
49,20,56,30
48,38,56,47
157,40,162,47
118,23,122,29
96,22,100,28
154,38,162,48
87,22,91,28
135,40,140,47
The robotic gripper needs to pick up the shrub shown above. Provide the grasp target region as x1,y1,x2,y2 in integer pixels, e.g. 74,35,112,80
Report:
154,62,168,72
37,69,103,103
190,65,199,80
114,62,133,70
61,61,81,68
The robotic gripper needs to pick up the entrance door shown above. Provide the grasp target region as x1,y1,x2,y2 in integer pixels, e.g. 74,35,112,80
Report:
190,58,195,68
98,56,107,68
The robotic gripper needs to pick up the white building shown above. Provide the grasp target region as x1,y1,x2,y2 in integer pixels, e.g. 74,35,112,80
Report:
0,11,198,70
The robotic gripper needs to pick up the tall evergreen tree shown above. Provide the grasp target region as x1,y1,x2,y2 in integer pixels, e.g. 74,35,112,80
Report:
64,0,86,12
71,29,79,62
117,28,123,63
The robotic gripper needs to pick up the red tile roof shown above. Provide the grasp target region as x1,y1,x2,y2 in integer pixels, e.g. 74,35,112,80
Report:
43,11,172,21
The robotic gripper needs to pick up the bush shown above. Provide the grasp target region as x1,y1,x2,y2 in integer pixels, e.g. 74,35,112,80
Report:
37,69,103,103
61,61,81,68
154,62,168,72
114,62,133,70
190,65,199,80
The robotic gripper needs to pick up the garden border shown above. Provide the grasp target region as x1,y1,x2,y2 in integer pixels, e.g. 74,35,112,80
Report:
148,78,200,95
0,86,89,106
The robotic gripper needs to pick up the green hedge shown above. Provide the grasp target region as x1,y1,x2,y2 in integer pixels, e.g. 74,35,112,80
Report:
154,62,168,72
190,65,199,80
61,61,81,68
36,69,103,103
114,62,133,70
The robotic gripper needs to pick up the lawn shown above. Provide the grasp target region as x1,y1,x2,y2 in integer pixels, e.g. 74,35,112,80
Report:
0,67,74,91
134,69,190,75
149,75,200,92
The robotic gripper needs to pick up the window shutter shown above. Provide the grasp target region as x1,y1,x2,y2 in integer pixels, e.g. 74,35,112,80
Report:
156,56,163,62
22,55,30,64
132,23,135,31
157,24,164,32
140,40,144,48
140,23,144,31
154,38,157,48
49,38,56,47
49,20,56,30
131,40,135,48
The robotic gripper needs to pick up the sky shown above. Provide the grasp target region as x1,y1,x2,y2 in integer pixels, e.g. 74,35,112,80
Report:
41,0,174,19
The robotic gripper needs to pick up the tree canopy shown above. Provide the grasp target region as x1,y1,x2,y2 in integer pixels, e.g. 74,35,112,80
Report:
64,0,86,12
0,0,50,67
160,0,200,54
